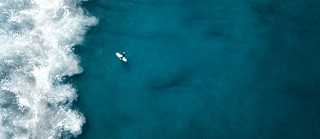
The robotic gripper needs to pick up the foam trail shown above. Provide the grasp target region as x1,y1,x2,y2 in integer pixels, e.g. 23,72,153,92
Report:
0,0,98,138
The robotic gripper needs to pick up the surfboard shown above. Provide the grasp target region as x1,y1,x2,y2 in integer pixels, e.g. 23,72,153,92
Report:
116,53,127,62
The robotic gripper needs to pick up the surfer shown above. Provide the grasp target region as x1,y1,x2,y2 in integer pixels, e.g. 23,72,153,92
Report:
116,52,127,62
120,52,125,60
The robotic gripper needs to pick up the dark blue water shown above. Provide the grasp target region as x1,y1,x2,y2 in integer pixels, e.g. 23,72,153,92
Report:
72,0,320,138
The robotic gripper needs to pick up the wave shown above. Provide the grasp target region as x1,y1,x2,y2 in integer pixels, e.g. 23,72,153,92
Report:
0,0,98,138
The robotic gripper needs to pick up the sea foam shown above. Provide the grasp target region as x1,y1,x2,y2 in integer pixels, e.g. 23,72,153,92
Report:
0,0,98,138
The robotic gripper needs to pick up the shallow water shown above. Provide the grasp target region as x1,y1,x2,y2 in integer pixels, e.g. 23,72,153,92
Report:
73,0,320,138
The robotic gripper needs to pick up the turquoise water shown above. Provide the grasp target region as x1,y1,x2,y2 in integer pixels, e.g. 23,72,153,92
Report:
2,0,319,137
70,0,320,138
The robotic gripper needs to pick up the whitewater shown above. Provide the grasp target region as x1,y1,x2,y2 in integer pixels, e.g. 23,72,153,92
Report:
0,0,97,138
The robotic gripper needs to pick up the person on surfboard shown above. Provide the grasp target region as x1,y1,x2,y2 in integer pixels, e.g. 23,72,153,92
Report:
116,52,127,62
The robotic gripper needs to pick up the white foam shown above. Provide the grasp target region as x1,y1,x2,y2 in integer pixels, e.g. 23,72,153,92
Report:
0,0,98,138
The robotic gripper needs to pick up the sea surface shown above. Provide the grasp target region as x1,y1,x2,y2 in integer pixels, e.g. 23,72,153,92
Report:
0,0,320,139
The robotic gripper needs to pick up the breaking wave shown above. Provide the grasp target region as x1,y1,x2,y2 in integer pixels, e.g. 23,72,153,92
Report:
0,0,98,138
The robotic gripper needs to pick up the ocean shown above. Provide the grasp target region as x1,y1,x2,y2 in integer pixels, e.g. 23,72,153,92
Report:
1,0,320,138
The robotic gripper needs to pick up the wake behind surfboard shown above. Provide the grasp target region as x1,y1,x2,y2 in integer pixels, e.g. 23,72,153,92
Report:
116,52,127,62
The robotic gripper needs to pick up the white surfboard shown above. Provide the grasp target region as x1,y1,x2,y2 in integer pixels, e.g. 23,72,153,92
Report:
116,53,127,62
